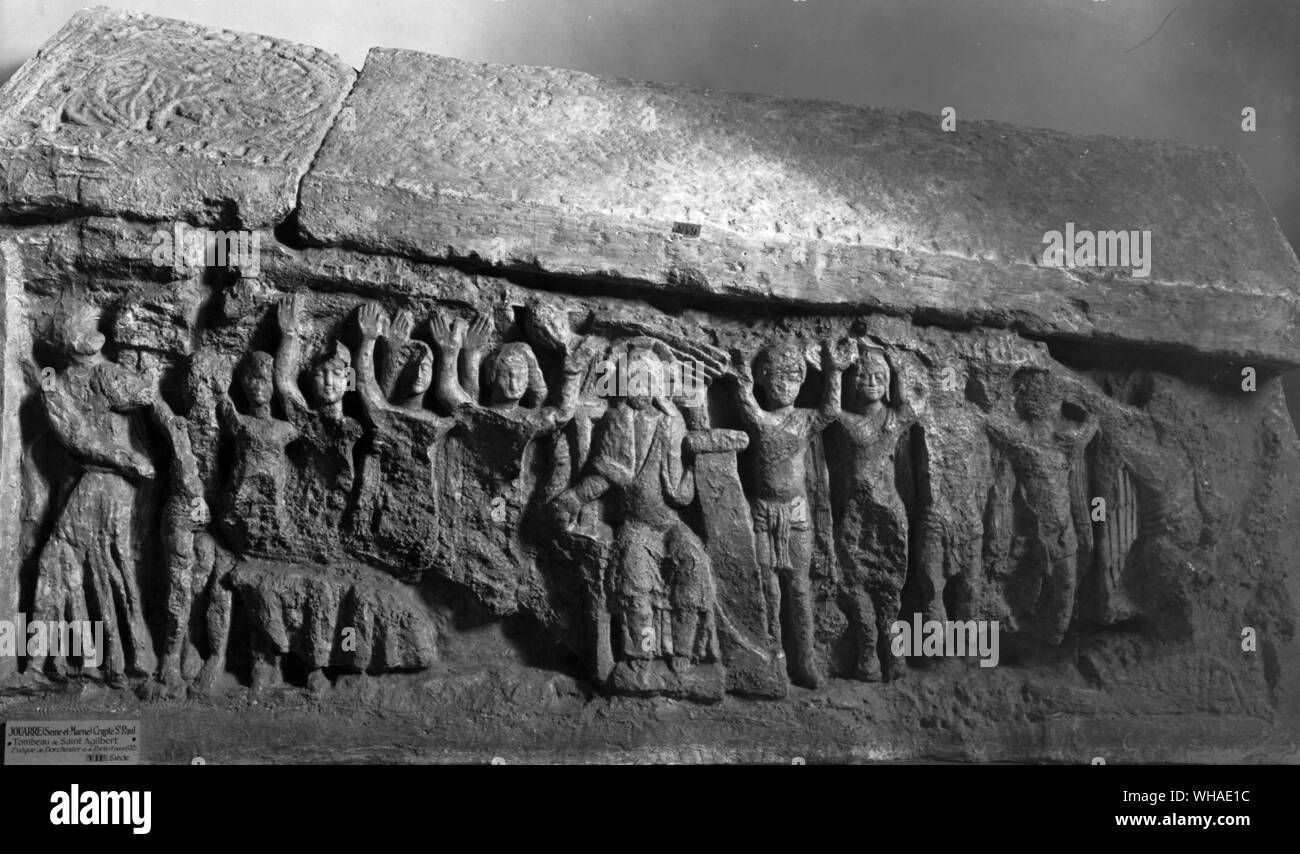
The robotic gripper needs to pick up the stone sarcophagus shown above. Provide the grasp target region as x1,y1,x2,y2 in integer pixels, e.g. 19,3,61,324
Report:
1,8,1298,763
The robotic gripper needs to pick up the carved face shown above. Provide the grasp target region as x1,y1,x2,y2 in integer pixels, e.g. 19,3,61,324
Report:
408,352,434,396
758,346,805,408
241,355,275,408
857,352,890,404
313,351,350,406
624,351,666,409
493,350,530,402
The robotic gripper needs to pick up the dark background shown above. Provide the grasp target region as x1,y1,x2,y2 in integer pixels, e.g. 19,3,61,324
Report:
3,0,1298,417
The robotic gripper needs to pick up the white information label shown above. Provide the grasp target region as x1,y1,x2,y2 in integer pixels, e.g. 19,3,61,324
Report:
4,719,140,765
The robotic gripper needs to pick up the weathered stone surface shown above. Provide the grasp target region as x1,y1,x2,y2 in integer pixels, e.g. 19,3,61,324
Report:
0,7,354,228
2,13,1299,765
299,48,1300,366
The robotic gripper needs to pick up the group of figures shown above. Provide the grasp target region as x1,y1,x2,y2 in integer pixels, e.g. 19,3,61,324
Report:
20,288,1178,700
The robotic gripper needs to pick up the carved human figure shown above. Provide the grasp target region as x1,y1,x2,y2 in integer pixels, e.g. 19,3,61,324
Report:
429,309,589,576
732,339,852,688
150,400,213,693
835,344,925,681
351,302,450,572
217,351,300,553
983,369,1098,644
551,339,719,679
273,294,364,552
29,303,156,684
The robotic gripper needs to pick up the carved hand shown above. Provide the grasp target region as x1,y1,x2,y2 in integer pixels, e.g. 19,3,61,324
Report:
276,294,304,337
563,335,601,375
388,309,415,347
823,338,857,372
429,314,465,351
463,315,492,354
356,302,388,341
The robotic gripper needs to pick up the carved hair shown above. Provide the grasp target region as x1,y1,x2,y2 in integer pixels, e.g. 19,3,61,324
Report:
755,341,806,382
314,340,352,374
397,340,434,394
241,350,275,378
489,341,547,407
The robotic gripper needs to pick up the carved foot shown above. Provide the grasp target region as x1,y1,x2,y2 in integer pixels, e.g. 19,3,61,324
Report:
159,656,183,689
790,661,823,690
192,658,225,697
250,658,280,696
850,655,883,683
306,669,330,696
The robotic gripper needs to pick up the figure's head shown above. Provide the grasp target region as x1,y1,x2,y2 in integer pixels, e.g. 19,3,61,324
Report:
755,342,806,408
1012,369,1054,421
240,351,275,408
312,341,351,406
855,345,892,406
398,341,434,398
488,342,546,406
54,302,106,358
623,343,668,410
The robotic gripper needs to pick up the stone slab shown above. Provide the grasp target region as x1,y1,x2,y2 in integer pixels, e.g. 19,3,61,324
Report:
0,7,355,229
300,47,1300,366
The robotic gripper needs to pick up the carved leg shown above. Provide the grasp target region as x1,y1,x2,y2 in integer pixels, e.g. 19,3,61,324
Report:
160,518,195,690
194,536,231,696
108,503,155,678
86,529,126,683
28,537,71,680
616,530,661,660
873,577,906,681
841,582,881,682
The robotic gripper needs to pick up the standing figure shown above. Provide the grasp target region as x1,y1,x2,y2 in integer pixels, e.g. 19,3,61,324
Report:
351,302,450,575
551,339,720,687
430,309,589,589
273,294,364,556
29,303,156,684
152,401,212,693
836,343,925,682
984,369,1097,645
733,339,853,688
217,351,300,553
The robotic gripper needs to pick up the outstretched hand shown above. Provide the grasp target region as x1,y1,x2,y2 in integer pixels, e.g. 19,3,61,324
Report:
356,302,388,341
388,309,414,347
463,315,492,353
276,294,304,336
429,314,466,350
823,338,857,372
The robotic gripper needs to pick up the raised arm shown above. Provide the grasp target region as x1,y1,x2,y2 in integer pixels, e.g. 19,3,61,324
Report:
273,294,310,420
731,354,763,425
378,308,414,400
460,315,492,403
538,336,598,430
430,313,473,410
815,338,855,430
153,405,205,508
354,302,391,417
